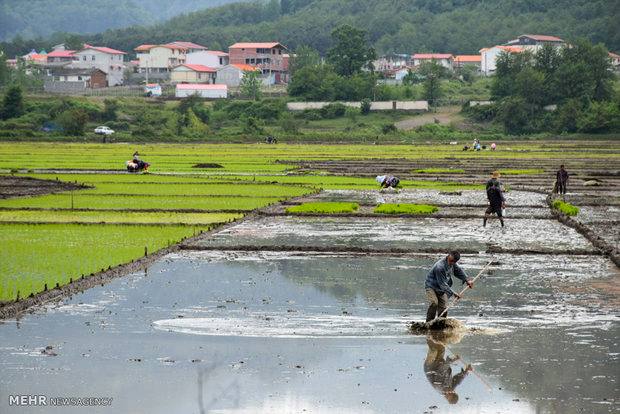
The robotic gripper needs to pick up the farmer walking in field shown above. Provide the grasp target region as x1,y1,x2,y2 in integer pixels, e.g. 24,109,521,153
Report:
555,165,569,195
425,251,473,322
483,171,505,227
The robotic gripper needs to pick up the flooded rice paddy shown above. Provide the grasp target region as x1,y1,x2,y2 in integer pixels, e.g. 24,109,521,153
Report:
1,188,618,413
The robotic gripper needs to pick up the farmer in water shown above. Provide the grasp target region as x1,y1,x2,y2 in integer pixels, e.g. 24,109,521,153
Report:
425,251,473,322
424,334,472,404
376,175,400,188
484,171,505,227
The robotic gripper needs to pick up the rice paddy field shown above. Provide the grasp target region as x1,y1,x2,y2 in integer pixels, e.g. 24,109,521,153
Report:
0,140,617,304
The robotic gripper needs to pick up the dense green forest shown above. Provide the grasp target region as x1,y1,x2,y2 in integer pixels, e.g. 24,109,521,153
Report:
2,0,617,57
0,0,239,42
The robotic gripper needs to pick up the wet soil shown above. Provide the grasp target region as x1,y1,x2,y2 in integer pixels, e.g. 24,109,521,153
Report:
0,175,87,199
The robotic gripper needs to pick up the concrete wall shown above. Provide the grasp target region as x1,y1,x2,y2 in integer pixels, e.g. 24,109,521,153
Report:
44,80,87,94
287,101,428,112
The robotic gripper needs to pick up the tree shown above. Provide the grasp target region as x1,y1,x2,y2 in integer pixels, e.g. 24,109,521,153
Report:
326,24,376,77
1,85,24,120
57,109,88,136
419,61,444,105
240,70,262,100
103,99,118,121
0,50,8,87
288,45,320,75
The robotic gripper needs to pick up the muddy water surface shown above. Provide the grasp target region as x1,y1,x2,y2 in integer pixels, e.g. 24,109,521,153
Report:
1,251,618,413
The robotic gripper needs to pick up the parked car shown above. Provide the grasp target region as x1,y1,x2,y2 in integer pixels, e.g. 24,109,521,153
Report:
94,126,115,135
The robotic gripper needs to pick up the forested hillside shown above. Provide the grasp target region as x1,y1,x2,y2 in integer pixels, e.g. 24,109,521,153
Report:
1,0,618,56
73,0,620,54
0,0,239,42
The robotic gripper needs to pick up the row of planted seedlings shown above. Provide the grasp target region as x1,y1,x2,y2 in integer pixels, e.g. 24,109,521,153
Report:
0,172,319,303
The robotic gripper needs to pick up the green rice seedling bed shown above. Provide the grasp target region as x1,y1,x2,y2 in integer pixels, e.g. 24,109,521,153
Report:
552,200,580,216
0,210,242,225
412,168,465,173
374,203,439,215
286,202,359,214
79,183,315,197
0,223,211,302
0,194,282,211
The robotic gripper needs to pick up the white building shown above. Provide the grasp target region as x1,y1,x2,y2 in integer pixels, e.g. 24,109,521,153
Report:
135,41,208,75
175,83,227,98
412,53,453,69
216,64,260,87
480,45,524,76
72,44,126,86
186,50,229,68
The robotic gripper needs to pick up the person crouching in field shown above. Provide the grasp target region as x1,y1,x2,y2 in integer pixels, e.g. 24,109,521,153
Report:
376,175,400,189
484,171,505,227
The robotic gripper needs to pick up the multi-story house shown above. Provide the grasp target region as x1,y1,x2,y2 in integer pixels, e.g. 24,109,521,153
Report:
135,41,208,77
228,42,288,84
412,53,454,69
72,44,126,86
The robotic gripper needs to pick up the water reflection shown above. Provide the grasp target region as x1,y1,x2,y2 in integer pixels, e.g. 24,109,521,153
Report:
424,330,471,404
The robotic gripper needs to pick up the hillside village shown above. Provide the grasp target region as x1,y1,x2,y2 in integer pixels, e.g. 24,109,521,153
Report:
7,34,620,98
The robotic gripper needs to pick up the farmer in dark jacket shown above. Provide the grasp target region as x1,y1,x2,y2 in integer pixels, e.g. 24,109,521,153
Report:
424,336,472,404
556,165,569,194
425,251,473,322
484,171,505,227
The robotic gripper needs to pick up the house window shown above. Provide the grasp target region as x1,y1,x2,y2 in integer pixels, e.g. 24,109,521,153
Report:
92,55,95,61
245,58,250,64
278,49,281,55
82,56,86,61
219,58,223,65
78,76,82,80
54,76,60,81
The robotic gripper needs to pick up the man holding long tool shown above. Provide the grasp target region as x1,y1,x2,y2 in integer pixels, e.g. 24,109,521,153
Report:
425,251,474,322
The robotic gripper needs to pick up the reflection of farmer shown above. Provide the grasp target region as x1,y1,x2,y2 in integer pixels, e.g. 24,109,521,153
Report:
484,171,505,227
424,335,472,404
376,175,400,188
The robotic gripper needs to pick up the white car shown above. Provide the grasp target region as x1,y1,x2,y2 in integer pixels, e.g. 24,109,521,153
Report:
94,126,115,135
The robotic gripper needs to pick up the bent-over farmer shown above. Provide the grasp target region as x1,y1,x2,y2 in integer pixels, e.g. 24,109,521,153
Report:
425,251,473,322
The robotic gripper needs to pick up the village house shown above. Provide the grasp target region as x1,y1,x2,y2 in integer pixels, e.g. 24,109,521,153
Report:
72,44,126,86
373,53,411,72
186,50,229,68
412,53,454,69
44,67,107,93
504,34,565,51
215,64,261,87
228,42,289,84
135,41,208,77
453,55,481,71
480,45,524,76
609,52,620,72
46,49,76,64
170,64,217,84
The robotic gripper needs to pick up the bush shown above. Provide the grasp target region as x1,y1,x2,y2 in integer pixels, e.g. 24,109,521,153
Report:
319,102,346,119
214,99,285,120
280,113,299,133
105,120,130,131
57,109,88,136
381,123,397,134
243,116,264,135
360,98,371,115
